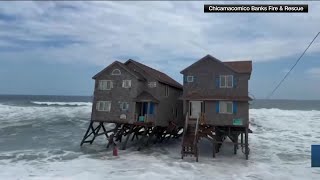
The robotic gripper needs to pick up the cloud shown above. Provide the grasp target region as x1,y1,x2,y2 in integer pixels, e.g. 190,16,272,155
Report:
306,67,320,78
0,1,320,73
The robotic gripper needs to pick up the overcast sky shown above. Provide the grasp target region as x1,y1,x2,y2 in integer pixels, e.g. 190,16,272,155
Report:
0,1,319,99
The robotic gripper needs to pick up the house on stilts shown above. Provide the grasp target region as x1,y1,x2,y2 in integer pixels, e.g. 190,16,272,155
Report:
180,54,253,161
81,59,184,150
81,54,253,161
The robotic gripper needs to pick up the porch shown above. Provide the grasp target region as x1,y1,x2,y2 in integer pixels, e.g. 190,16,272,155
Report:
133,91,159,124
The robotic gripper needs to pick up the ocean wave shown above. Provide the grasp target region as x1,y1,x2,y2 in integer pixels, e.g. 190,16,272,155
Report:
0,103,91,129
30,101,92,107
250,107,320,112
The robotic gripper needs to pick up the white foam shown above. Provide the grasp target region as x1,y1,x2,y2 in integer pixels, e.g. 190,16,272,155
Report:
31,101,92,106
0,108,320,179
0,103,91,129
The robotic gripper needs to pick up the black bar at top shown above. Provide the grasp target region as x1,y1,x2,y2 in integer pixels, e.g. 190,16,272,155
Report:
204,4,308,13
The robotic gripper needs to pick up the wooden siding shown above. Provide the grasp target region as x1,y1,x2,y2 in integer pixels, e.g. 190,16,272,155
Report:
91,61,183,127
126,61,183,126
92,63,142,123
181,55,251,126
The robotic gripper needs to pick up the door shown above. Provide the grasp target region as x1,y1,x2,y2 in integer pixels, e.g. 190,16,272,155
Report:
189,101,202,119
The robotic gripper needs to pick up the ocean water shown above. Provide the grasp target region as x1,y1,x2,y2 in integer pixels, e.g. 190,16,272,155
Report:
0,95,320,180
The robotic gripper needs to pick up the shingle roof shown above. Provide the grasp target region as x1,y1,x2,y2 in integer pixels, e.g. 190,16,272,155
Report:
92,61,144,80
223,61,252,74
125,59,183,89
134,91,159,103
181,54,252,74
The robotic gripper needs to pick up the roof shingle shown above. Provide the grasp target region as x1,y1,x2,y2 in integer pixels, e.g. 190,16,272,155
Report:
125,59,183,89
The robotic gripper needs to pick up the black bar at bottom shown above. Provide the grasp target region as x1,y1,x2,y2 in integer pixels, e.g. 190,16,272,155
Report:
204,4,308,13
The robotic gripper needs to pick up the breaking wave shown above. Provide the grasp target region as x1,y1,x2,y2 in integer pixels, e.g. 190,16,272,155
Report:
30,101,92,107
1,100,320,179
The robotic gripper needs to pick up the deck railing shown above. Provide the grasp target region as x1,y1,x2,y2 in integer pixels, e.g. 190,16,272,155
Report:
135,113,155,123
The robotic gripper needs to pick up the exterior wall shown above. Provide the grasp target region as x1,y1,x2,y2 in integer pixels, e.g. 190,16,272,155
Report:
126,61,183,127
204,101,249,126
182,56,250,127
92,61,183,127
182,57,249,98
92,63,143,123
155,82,183,126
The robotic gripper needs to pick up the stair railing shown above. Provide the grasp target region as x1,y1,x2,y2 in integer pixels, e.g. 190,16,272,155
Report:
181,113,189,146
194,113,200,146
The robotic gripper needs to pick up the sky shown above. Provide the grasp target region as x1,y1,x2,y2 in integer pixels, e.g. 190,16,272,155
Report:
0,1,319,100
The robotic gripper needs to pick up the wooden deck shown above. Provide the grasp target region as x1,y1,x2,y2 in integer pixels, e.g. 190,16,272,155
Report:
181,113,251,161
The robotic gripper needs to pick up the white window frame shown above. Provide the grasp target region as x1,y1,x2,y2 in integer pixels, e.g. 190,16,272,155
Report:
187,76,194,82
120,102,129,111
165,85,169,97
96,101,111,112
122,80,132,88
148,82,157,88
219,101,233,114
111,69,121,75
99,80,113,90
220,75,233,88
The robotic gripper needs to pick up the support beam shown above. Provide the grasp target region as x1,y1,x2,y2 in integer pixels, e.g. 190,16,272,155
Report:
107,123,120,148
80,121,93,146
245,127,249,160
122,125,134,150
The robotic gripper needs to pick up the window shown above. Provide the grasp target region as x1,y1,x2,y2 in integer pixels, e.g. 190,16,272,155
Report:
99,80,113,90
122,80,131,88
148,82,157,88
165,85,169,97
111,69,121,75
120,102,129,111
96,101,111,112
219,101,233,114
187,76,194,82
220,75,233,88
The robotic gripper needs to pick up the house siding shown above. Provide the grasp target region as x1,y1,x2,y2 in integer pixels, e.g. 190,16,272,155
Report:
91,61,183,127
181,56,251,127
182,57,249,98
204,101,249,126
92,63,141,123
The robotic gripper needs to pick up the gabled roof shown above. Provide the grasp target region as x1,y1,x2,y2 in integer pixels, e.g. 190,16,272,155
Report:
125,59,183,89
223,61,252,74
92,61,144,80
180,54,252,74
134,91,159,103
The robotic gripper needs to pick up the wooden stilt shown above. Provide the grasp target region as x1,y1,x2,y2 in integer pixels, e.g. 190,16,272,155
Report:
212,138,216,158
245,127,249,160
137,127,148,151
234,134,238,155
90,123,102,144
80,121,93,146
122,125,134,150
107,124,120,148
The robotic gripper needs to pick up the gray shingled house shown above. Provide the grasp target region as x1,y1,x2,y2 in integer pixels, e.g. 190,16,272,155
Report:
81,59,184,150
180,54,252,160
91,59,183,126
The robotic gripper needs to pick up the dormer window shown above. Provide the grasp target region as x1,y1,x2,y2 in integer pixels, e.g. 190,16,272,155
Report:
220,75,233,88
187,76,194,82
111,69,121,75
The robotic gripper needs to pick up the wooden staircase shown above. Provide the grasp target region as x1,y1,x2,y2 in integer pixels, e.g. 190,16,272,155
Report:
181,114,200,161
